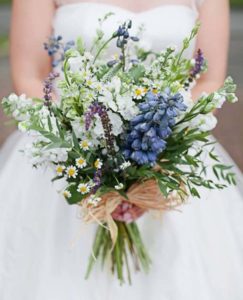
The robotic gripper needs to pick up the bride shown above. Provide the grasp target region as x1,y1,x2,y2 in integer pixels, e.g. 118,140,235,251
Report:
1,0,243,299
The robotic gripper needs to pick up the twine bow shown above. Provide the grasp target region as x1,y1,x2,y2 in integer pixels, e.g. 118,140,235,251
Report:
81,179,185,246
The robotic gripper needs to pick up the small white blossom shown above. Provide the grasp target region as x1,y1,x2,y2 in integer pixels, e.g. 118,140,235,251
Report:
63,190,71,199
83,51,94,61
93,82,105,94
116,94,139,120
120,161,131,170
213,93,226,109
85,77,97,89
66,165,78,178
80,140,91,151
190,58,196,66
76,157,87,169
190,113,218,132
107,111,123,136
77,183,90,194
106,76,121,94
18,121,29,132
94,158,103,169
98,90,118,111
115,183,124,190
56,165,66,175
93,111,123,137
133,86,147,99
80,69,92,80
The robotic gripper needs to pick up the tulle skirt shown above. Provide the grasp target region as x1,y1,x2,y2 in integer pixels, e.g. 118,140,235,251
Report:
1,131,243,300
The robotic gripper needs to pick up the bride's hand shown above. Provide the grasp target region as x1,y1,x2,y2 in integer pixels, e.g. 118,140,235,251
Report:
112,201,146,223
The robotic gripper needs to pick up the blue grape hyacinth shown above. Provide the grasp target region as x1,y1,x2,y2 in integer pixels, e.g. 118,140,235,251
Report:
123,89,187,165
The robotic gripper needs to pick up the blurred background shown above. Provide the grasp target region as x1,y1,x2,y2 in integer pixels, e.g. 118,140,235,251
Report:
0,0,242,170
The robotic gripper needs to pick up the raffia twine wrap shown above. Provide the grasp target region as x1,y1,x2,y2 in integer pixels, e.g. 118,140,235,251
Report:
80,179,186,246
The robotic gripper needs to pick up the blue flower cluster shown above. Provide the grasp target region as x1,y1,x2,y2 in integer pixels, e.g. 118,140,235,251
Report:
44,35,75,67
113,20,139,49
123,89,187,165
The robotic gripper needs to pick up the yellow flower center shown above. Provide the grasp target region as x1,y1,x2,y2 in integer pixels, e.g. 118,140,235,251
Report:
86,80,92,86
135,89,142,96
68,169,75,177
152,88,158,94
56,166,64,174
81,140,89,149
77,158,85,165
80,186,87,193
94,159,100,169
63,191,70,198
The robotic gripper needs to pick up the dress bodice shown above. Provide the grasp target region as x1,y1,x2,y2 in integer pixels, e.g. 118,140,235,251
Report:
52,1,203,58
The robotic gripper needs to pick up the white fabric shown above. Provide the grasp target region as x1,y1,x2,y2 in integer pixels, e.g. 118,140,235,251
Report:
1,3,243,300
54,0,204,9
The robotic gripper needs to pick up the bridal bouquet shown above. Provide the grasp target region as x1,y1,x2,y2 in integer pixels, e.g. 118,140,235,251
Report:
2,15,238,284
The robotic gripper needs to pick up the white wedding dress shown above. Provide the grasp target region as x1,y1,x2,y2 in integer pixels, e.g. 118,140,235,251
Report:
1,1,243,299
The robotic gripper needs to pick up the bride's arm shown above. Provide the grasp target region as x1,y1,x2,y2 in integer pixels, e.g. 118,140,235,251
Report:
192,0,229,99
10,0,55,98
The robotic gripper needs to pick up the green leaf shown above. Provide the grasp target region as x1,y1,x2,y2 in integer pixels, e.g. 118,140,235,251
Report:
44,141,71,150
157,180,169,197
209,151,220,162
190,187,201,198
55,119,65,140
129,65,146,82
65,184,83,205
76,37,85,55
72,131,80,150
51,175,64,182
47,115,53,132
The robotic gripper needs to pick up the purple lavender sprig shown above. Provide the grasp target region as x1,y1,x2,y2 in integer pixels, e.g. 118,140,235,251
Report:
91,169,102,193
184,49,205,90
85,102,115,154
43,72,59,108
190,49,204,78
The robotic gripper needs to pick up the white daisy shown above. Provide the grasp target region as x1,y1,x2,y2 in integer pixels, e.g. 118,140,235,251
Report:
94,158,103,169
115,183,124,190
63,190,71,199
94,82,105,94
80,69,92,78
80,140,91,151
56,165,66,175
77,183,90,195
66,165,78,178
133,86,148,99
75,157,87,169
85,77,97,89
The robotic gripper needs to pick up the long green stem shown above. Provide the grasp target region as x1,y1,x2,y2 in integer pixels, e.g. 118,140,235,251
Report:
85,225,105,279
121,46,126,71
63,57,71,86
93,36,114,63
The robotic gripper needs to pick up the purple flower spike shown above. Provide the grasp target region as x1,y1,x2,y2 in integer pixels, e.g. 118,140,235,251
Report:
43,72,59,107
91,169,102,193
85,102,115,154
190,49,204,78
